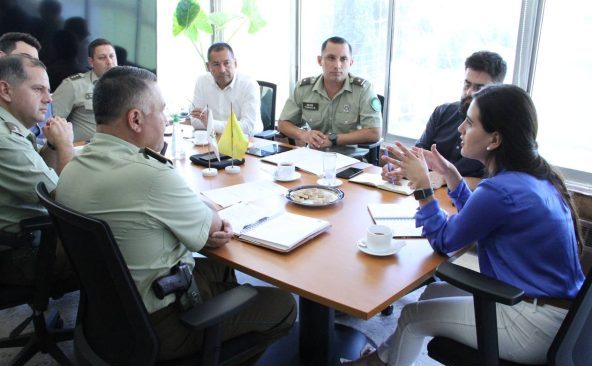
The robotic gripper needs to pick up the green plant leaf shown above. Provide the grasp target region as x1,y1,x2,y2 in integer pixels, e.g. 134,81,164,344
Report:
209,12,232,28
241,0,256,17
184,19,200,41
173,14,184,36
175,0,200,29
248,15,266,34
240,0,266,34
194,7,213,33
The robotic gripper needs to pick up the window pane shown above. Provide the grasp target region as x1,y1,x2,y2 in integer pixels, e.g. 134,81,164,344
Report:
220,0,292,112
532,2,592,174
300,0,390,95
388,0,520,139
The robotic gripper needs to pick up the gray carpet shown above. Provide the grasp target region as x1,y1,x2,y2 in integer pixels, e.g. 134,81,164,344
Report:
0,273,443,366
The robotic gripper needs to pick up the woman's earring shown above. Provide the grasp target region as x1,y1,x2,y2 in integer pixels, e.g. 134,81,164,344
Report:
486,146,491,151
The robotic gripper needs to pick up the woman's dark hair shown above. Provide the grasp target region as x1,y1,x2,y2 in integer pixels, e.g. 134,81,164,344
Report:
473,84,582,254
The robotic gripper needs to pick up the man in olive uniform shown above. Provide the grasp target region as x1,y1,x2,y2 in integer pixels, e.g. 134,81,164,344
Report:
0,32,41,58
56,66,296,362
0,55,74,285
51,37,117,141
278,36,382,149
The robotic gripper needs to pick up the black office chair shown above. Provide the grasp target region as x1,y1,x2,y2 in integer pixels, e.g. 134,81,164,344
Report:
0,215,75,365
427,259,592,366
253,80,278,140
35,182,263,366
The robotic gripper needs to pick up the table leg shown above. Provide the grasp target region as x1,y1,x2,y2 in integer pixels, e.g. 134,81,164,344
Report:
299,297,335,364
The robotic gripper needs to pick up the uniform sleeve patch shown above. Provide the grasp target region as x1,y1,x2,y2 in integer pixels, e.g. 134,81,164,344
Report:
371,97,382,112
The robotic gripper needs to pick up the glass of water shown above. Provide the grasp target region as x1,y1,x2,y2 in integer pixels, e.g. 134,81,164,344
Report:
322,152,337,186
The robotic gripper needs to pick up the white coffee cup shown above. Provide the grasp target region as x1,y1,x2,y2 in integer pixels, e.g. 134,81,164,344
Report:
366,225,393,252
276,162,296,180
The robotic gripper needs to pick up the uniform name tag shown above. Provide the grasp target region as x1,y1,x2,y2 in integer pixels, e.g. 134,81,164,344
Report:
303,102,319,111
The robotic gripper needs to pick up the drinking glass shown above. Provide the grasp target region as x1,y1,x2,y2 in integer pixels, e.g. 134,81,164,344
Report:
322,152,337,185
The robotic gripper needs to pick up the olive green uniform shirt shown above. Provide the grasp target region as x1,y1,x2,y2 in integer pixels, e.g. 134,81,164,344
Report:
0,106,58,233
52,70,97,141
279,73,382,134
56,133,213,313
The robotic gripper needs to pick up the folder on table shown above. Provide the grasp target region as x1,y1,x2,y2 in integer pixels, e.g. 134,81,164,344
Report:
218,202,331,252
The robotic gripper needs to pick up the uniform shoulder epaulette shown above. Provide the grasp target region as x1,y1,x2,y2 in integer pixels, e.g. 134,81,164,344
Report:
352,77,367,87
3,121,25,137
68,73,84,80
299,76,316,87
140,147,172,165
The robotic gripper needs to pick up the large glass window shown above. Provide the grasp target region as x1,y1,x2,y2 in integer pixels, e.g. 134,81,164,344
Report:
300,0,390,96
387,0,521,139
531,2,592,174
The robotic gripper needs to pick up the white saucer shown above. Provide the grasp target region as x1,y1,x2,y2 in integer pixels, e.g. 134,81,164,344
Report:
357,238,406,256
274,172,301,182
193,139,209,146
317,178,343,187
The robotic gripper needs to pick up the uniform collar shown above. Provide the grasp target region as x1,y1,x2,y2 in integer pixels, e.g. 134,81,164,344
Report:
92,132,141,154
89,70,100,85
312,73,353,99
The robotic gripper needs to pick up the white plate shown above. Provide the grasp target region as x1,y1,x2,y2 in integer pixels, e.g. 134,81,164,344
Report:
274,172,301,182
357,238,406,256
316,178,343,187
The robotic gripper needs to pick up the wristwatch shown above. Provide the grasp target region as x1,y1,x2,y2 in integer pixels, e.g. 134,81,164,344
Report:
329,133,338,146
413,187,434,201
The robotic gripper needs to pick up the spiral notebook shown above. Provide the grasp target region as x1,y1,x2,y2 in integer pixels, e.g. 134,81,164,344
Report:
218,202,331,252
349,173,414,195
367,203,423,238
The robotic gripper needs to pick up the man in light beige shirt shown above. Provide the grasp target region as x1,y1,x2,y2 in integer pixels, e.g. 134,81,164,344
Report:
56,66,296,362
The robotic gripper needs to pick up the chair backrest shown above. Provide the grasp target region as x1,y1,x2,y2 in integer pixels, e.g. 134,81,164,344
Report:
257,80,277,131
35,182,158,365
547,265,592,365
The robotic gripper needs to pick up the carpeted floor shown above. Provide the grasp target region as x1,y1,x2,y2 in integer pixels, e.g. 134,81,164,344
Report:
0,273,444,366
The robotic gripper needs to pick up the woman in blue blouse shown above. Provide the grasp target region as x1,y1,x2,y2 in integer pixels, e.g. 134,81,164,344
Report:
345,84,585,366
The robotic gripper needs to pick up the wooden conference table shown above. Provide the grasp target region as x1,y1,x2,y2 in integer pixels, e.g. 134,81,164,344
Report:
170,137,465,365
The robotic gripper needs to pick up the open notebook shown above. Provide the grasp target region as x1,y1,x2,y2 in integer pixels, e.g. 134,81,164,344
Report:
367,203,423,238
350,173,414,195
218,202,331,252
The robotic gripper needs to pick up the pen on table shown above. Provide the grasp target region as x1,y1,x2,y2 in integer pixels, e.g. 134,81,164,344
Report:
384,149,395,184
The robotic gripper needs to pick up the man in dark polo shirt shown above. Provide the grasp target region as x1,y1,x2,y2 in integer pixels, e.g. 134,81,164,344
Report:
416,51,506,180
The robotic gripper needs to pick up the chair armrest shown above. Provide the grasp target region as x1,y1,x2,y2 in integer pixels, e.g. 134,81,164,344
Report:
358,138,383,150
20,215,53,232
253,130,278,140
180,284,258,330
436,262,524,306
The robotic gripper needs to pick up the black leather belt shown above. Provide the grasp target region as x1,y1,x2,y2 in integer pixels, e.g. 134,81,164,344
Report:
523,297,572,310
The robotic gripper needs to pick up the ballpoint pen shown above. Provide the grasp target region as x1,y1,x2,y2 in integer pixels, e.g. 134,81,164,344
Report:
384,148,395,184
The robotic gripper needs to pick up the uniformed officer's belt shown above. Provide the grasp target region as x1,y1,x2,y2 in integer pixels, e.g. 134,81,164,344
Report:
0,230,35,250
523,297,572,310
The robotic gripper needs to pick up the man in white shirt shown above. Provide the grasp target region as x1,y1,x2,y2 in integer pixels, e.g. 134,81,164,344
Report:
189,42,263,135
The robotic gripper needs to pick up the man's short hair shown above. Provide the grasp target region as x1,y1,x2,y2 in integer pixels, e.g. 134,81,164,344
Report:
88,38,113,58
465,51,507,83
0,55,46,86
93,66,157,125
207,42,235,61
321,36,352,56
0,32,42,54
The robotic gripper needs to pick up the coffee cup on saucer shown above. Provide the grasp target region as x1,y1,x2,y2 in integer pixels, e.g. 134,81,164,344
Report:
275,162,296,180
366,225,393,253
